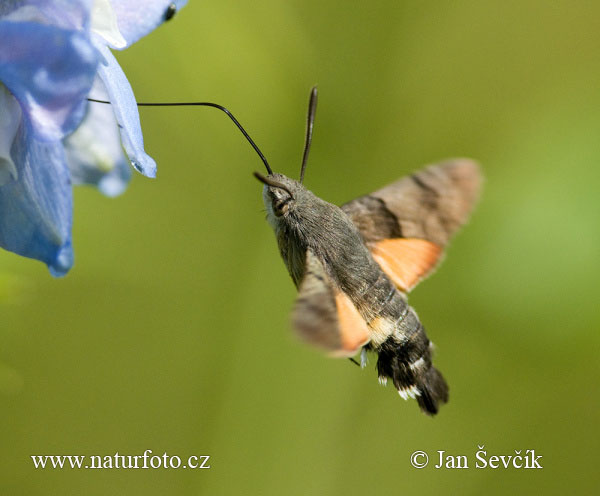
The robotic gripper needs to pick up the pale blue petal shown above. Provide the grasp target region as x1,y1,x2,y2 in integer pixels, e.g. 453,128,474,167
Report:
0,20,97,141
111,0,188,48
0,84,21,185
0,0,92,31
0,1,20,16
90,0,127,49
0,124,73,276
95,158,131,197
95,43,156,177
0,1,30,17
64,76,131,196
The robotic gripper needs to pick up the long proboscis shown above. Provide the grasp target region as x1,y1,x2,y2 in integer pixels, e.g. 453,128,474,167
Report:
87,98,273,175
253,171,294,198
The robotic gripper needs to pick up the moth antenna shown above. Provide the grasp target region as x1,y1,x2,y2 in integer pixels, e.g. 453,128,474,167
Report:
253,172,294,199
87,98,273,175
348,357,360,367
299,86,318,184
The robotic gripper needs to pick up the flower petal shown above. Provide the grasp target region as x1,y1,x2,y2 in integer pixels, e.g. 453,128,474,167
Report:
0,20,97,141
0,0,92,31
91,0,127,49
95,43,156,177
64,76,131,196
0,124,73,276
110,0,188,48
0,84,21,185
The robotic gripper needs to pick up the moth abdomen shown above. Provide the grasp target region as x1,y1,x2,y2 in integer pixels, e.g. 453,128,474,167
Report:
415,365,449,415
374,305,449,415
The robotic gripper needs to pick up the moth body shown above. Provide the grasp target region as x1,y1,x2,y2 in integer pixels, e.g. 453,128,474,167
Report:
261,172,453,415
254,87,481,416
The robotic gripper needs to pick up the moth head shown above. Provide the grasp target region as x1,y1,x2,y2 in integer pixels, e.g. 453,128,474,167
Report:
254,172,304,219
253,86,319,221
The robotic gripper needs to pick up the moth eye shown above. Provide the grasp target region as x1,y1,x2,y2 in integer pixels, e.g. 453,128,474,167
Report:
165,3,177,21
272,194,292,217
273,198,290,217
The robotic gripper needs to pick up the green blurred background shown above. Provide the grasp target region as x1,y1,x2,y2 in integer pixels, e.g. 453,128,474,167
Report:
2,0,599,494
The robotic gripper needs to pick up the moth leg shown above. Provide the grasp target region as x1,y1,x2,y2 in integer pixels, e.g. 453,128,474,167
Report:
360,347,368,368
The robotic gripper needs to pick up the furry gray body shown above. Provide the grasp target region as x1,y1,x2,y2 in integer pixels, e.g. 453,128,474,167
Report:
262,172,448,414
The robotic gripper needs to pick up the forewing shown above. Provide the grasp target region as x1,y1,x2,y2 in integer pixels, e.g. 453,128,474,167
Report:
292,250,370,357
342,158,482,291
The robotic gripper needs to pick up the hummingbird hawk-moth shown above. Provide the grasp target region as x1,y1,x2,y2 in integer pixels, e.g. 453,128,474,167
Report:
254,87,482,415
89,80,478,415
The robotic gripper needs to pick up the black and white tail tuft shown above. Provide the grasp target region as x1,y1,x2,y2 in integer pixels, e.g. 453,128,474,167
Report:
375,327,449,416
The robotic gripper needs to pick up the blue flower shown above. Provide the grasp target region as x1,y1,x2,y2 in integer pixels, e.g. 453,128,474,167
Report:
0,0,187,276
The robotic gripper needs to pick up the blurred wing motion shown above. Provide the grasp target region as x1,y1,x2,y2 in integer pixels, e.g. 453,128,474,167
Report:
292,250,370,357
342,158,482,291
